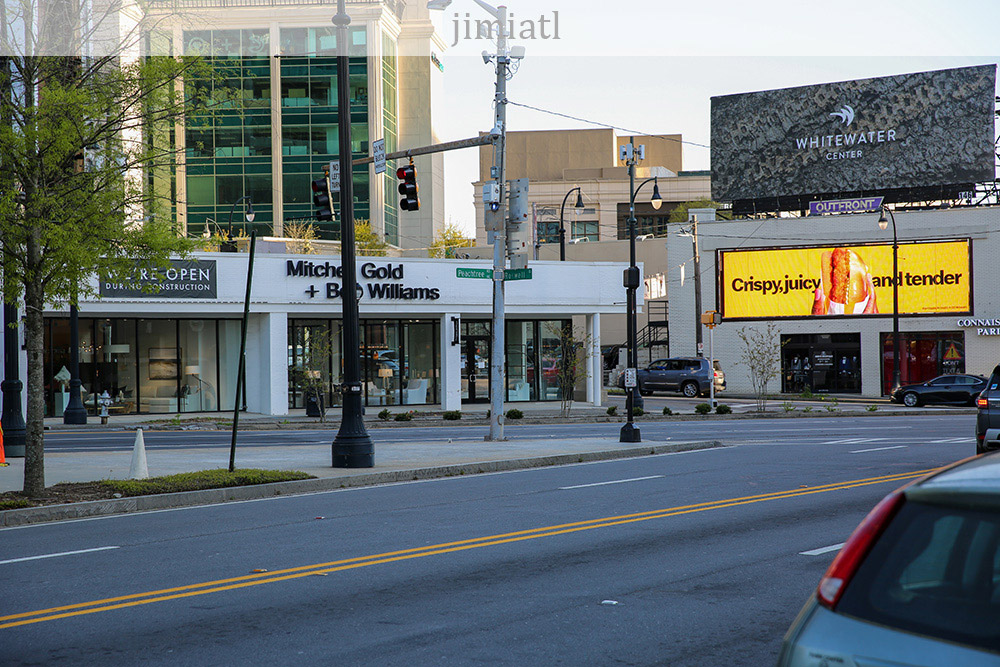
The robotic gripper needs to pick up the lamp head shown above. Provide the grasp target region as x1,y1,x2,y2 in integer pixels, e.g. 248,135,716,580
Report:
877,209,888,230
650,179,662,210
245,199,256,224
574,190,584,209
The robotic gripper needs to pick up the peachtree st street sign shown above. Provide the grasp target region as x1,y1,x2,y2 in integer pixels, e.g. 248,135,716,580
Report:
809,196,883,216
100,260,217,299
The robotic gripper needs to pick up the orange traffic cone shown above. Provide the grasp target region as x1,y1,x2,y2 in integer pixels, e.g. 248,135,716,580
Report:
0,422,7,467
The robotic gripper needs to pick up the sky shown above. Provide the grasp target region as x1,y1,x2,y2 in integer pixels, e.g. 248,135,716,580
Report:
428,0,1000,235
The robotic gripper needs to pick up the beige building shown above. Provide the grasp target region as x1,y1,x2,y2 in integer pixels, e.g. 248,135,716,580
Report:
466,128,713,368
472,128,711,247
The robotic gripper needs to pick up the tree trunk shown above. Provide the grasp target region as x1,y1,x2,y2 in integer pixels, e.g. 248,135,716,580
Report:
22,262,45,496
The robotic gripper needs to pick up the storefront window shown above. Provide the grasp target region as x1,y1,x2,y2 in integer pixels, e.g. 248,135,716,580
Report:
217,320,243,412
180,320,219,412
539,320,568,400
781,333,861,394
138,319,180,414
403,321,437,405
881,332,964,395
506,321,534,402
95,319,137,415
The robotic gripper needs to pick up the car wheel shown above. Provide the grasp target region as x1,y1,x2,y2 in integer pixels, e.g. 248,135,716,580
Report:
902,392,920,407
682,381,699,398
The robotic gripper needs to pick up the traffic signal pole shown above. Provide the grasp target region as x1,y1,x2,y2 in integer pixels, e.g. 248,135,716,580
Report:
331,0,374,468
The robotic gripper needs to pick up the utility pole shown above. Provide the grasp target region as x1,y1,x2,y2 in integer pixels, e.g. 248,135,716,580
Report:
691,215,704,358
487,4,508,442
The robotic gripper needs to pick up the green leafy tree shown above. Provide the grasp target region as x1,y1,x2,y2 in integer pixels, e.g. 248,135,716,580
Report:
0,5,204,495
429,223,474,258
354,220,389,256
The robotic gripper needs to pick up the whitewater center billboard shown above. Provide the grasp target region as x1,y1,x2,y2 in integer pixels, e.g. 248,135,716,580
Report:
711,65,996,211
718,240,972,320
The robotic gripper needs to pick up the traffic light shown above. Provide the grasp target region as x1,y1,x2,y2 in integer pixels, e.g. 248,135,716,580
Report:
396,163,419,211
312,172,334,223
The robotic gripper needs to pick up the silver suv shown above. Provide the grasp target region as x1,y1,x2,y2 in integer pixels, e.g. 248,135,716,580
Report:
779,452,1000,666
616,357,725,398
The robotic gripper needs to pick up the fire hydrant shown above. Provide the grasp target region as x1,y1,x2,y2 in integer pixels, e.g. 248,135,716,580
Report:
98,391,112,425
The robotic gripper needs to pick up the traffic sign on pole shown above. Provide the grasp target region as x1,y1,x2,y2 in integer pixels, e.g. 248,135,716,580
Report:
329,160,341,192
456,267,492,279
373,139,386,175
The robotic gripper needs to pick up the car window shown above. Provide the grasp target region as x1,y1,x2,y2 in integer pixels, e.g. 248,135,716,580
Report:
648,360,668,370
928,376,955,385
955,376,977,385
837,501,1000,654
683,360,701,371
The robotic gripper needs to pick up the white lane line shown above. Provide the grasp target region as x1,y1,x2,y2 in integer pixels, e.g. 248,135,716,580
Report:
800,543,844,556
850,445,908,454
0,545,120,565
823,437,889,445
559,475,664,490
929,438,974,444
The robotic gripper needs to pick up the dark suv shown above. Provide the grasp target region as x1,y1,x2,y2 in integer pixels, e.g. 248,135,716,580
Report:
975,364,1000,454
615,357,725,398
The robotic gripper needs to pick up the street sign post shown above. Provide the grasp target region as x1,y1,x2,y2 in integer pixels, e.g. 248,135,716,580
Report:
504,268,532,281
456,267,492,279
372,139,386,175
329,160,341,192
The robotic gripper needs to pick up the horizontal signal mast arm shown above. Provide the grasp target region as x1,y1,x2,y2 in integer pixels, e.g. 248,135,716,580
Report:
350,133,498,167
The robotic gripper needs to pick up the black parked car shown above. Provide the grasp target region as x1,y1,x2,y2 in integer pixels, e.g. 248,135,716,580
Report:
890,374,987,407
975,365,1000,454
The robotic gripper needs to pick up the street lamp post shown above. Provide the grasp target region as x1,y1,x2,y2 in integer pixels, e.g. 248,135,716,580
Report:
878,206,902,394
558,186,583,261
331,0,374,467
1,301,26,456
620,137,661,444
222,195,255,253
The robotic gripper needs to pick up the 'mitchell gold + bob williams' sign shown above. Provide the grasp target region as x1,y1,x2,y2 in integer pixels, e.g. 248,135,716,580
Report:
286,260,441,301
718,239,971,320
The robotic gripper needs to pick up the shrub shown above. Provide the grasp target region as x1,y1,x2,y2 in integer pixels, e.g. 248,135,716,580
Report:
606,405,617,416
781,401,795,413
505,408,523,420
715,404,732,414
631,407,644,417
378,408,391,421
442,410,462,420
662,406,673,416
803,406,813,413
393,411,413,422
866,404,878,412
695,403,711,415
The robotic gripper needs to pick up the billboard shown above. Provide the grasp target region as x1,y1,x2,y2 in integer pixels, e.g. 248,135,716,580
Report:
718,240,971,320
711,65,996,205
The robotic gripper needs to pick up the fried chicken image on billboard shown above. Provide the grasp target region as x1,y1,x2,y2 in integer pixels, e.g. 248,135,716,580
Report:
811,248,879,315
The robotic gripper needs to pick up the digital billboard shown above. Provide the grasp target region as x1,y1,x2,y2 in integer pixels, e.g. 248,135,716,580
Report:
718,240,971,320
711,65,996,206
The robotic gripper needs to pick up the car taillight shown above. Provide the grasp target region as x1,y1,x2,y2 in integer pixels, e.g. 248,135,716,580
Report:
977,397,988,408
816,491,905,609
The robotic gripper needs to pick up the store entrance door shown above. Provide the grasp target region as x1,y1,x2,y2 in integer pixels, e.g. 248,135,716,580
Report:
462,335,491,403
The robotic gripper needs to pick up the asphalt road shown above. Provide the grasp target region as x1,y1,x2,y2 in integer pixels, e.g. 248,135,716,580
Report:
43,413,976,454
0,414,975,665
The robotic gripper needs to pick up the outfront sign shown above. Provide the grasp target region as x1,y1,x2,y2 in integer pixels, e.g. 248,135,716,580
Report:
809,197,883,216
718,239,971,320
100,260,218,299
711,65,996,203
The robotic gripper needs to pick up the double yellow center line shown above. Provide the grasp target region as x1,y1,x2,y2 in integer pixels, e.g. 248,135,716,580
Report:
0,468,933,629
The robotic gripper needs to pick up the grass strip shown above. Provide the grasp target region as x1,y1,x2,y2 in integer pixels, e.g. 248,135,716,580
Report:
99,469,313,496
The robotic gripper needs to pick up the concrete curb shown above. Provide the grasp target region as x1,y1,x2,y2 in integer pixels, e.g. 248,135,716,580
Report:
0,440,722,527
